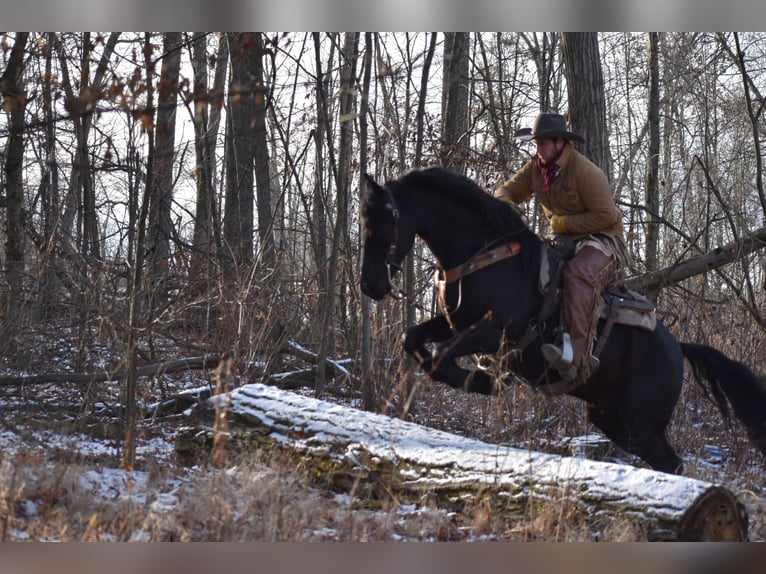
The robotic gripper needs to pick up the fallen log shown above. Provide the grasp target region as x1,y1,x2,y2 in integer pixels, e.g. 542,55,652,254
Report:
0,355,224,387
0,338,355,389
622,226,766,293
176,383,748,541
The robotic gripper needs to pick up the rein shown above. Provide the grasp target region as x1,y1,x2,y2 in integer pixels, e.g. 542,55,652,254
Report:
435,241,522,285
434,241,523,320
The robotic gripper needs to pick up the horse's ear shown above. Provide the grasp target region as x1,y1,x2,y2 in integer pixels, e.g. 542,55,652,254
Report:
363,173,385,198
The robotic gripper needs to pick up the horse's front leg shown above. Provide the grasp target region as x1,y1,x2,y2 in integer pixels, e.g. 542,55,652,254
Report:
430,319,504,395
402,315,454,374
405,314,504,395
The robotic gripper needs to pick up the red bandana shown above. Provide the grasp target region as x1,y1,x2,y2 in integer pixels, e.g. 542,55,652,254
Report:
536,148,564,193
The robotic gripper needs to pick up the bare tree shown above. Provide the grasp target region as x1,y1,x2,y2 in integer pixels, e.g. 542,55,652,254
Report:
517,32,565,232
475,33,526,174
223,32,256,268
54,33,120,259
441,32,469,174
35,33,63,320
0,32,30,342
311,32,332,324
122,32,157,470
189,33,227,282
250,33,275,272
315,32,359,394
148,32,182,300
645,32,661,273
407,32,437,333
519,32,563,112
561,32,611,178
358,32,375,411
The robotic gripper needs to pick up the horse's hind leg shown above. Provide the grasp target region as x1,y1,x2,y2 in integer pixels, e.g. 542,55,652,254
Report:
587,405,683,474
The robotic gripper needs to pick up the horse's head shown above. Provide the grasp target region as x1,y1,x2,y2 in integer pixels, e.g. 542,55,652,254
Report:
360,174,414,300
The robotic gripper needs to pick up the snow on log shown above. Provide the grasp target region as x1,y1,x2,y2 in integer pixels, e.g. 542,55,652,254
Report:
176,383,748,541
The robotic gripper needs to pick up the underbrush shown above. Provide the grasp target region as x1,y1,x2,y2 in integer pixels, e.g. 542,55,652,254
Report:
0,426,643,542
1,286,766,541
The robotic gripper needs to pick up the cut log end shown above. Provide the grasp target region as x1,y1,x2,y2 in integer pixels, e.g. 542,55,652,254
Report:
677,487,748,541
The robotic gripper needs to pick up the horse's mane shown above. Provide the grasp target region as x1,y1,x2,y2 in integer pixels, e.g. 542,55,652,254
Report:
395,167,528,237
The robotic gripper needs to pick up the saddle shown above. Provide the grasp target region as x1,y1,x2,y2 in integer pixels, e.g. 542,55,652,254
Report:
532,237,656,365
541,238,655,322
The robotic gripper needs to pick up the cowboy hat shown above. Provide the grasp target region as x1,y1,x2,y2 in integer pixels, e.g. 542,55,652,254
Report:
514,112,585,143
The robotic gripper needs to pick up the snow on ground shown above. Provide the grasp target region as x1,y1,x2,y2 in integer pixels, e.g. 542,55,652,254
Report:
2,356,765,541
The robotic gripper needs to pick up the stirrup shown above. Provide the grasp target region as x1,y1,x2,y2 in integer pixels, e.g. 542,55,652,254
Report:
541,332,574,369
541,333,577,380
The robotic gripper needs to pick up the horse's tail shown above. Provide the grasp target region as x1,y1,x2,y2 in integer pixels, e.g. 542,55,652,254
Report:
681,342,766,457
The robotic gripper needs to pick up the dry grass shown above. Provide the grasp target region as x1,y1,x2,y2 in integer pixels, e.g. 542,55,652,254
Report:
1,280,766,542
0,439,647,542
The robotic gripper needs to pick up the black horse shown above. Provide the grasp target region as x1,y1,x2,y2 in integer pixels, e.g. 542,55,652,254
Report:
360,166,766,474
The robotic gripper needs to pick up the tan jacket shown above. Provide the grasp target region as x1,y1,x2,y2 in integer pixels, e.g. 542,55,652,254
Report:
495,144,624,240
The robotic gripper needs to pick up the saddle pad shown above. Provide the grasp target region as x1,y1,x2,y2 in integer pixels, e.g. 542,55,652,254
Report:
597,293,657,331
539,245,656,331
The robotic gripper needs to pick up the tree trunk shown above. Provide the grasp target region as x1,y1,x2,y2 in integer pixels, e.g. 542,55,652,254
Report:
561,32,611,180
78,33,100,259
223,32,255,268
122,32,156,470
36,33,63,320
645,32,661,274
408,32,437,333
311,32,331,342
441,32,470,174
314,32,359,394
0,32,30,346
148,32,181,301
250,32,276,272
178,383,748,541
189,33,227,282
623,225,766,293
358,33,375,411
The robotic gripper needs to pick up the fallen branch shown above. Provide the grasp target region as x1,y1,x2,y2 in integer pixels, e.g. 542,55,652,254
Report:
176,383,748,542
282,338,358,385
623,226,766,293
0,355,223,386
0,337,357,390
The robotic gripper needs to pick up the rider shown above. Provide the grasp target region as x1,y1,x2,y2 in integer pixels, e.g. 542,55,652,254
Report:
495,112,629,381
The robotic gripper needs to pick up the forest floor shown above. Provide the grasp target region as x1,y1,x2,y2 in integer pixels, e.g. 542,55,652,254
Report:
1,327,766,542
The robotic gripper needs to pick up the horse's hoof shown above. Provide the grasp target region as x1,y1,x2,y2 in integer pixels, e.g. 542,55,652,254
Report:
465,372,494,395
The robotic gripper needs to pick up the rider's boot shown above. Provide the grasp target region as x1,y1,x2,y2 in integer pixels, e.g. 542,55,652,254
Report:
542,336,601,380
562,246,613,381
541,333,578,380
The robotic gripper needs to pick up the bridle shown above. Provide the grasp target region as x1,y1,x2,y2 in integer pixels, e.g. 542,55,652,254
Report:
367,185,429,313
380,184,403,294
